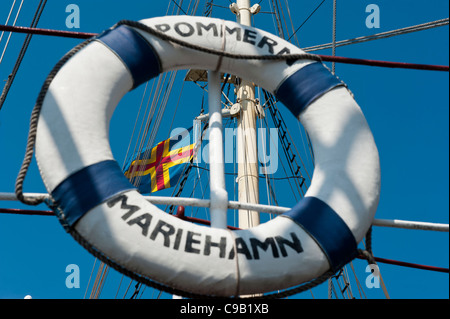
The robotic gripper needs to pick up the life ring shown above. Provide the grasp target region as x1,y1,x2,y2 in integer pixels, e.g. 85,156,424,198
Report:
35,16,380,297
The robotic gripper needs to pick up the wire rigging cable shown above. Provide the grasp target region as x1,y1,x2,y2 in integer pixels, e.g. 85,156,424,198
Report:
0,0,47,111
0,0,25,65
287,0,327,41
304,18,450,52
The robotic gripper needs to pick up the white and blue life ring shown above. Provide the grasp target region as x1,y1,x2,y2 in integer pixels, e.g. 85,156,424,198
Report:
35,16,380,297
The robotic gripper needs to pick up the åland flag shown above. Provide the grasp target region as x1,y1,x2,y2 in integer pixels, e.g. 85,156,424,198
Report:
124,129,195,194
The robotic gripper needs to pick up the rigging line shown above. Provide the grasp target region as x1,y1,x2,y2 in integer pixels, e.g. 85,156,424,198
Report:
131,70,180,186
190,163,307,181
171,0,188,15
0,0,24,65
165,74,186,140
319,55,449,71
342,266,355,299
114,274,125,299
276,0,290,39
266,0,278,39
167,76,185,138
280,0,297,43
334,271,349,299
276,102,312,183
349,261,367,299
264,92,307,194
297,121,315,169
283,0,300,47
304,18,450,52
125,76,160,184
129,71,176,187
193,0,203,16
154,71,178,137
186,0,194,16
94,264,110,299
331,0,336,74
327,277,332,299
194,159,208,217
165,121,209,214
261,114,301,202
83,258,97,299
7,22,447,73
122,279,134,299
137,74,167,160
146,71,178,148
186,157,210,220
130,282,142,299
121,81,150,170
274,0,288,39
356,255,450,274
287,0,326,41
203,0,213,16
257,88,272,207
90,263,108,299
330,278,339,299
0,0,18,45
192,80,233,109
137,283,147,299
185,120,210,219
4,205,449,233
89,261,104,299
0,0,45,111
128,0,206,185
296,121,314,175
270,0,285,39
328,266,354,299
361,234,390,299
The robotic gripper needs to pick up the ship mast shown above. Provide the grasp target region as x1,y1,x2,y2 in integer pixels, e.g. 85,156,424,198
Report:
230,0,261,229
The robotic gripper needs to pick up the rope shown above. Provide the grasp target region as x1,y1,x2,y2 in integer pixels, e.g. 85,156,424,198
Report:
304,18,449,52
357,227,377,266
328,277,333,299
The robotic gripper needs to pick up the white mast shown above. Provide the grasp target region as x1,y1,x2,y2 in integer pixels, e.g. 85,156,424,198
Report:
230,0,261,229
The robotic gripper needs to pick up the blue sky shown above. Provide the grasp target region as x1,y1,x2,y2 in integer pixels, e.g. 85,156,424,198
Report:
0,0,448,299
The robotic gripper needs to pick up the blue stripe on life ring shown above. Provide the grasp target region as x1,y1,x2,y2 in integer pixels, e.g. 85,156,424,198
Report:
97,25,161,89
51,160,135,227
276,62,345,118
282,197,357,272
